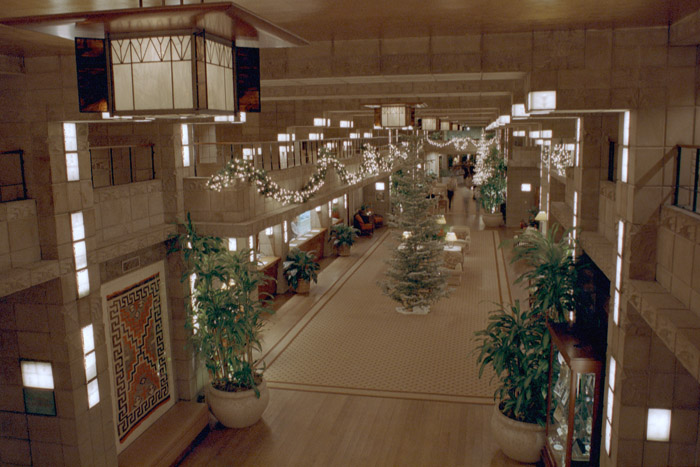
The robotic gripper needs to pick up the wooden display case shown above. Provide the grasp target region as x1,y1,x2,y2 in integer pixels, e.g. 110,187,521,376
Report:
543,322,605,467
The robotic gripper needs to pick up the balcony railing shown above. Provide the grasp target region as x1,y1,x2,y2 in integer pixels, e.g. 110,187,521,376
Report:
193,136,390,173
673,145,700,214
0,150,27,202
89,144,155,188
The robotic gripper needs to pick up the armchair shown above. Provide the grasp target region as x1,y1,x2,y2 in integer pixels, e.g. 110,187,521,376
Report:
354,213,374,236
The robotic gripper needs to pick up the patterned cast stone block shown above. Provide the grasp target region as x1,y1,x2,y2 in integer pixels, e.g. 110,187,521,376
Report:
675,328,700,382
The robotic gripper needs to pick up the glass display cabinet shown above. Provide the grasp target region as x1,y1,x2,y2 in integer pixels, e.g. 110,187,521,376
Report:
543,322,604,467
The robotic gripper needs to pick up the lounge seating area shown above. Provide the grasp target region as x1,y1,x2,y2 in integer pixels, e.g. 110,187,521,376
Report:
354,212,374,236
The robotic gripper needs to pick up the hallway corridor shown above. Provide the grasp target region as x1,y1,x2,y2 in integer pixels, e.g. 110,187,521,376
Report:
180,184,534,466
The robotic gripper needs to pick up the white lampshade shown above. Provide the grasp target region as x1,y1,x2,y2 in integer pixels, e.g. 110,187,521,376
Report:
436,215,447,224
534,211,548,222
445,232,458,242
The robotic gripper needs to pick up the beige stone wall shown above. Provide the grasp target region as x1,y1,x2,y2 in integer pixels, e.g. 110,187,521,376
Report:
93,180,165,246
0,200,41,270
656,206,700,314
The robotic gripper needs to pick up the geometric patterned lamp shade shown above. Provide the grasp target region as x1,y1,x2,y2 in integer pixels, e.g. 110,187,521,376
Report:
110,33,236,115
76,32,240,117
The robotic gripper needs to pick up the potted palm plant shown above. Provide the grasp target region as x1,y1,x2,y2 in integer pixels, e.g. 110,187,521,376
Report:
474,301,549,463
508,223,578,322
329,224,359,256
474,224,578,462
283,248,320,294
172,215,274,428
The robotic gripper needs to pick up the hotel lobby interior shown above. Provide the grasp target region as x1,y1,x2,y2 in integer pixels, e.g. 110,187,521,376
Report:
1,0,700,465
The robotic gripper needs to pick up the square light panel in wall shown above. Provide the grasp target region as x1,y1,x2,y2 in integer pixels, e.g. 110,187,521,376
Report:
21,361,55,389
646,408,672,441
228,238,237,251
527,91,556,114
376,182,385,191
521,183,532,192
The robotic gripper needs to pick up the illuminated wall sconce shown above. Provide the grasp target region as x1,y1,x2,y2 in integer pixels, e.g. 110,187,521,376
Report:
21,360,56,416
646,408,672,442
526,90,556,114
521,183,532,192
375,182,386,191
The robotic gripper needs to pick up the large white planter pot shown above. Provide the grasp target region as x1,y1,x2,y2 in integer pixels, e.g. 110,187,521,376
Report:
207,380,270,428
482,212,504,228
491,404,545,463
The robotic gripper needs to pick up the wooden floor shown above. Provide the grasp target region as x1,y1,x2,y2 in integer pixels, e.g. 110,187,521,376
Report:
179,183,537,467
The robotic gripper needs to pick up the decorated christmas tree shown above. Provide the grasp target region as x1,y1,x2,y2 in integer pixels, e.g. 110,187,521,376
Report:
380,137,449,314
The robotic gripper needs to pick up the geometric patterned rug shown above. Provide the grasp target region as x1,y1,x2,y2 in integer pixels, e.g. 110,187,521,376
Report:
265,229,510,403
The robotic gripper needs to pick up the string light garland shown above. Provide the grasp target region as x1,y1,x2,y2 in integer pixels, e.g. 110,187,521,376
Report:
542,144,573,176
207,145,408,205
472,130,499,186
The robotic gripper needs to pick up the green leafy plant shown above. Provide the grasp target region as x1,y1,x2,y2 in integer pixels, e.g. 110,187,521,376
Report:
170,215,274,396
477,148,507,214
508,223,578,322
474,301,550,426
329,224,359,248
283,248,320,290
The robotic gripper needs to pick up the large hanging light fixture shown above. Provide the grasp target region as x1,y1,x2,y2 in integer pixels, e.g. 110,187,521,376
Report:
1,3,307,118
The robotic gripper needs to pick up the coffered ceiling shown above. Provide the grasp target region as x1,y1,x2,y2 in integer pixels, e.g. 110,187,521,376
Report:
1,0,698,126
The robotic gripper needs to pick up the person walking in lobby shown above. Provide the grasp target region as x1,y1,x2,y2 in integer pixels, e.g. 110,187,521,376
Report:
446,176,457,209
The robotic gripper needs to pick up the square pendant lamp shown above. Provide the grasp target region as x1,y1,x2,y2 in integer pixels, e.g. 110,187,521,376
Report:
1,3,307,118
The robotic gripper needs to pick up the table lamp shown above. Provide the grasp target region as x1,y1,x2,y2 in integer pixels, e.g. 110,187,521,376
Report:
436,215,446,224
445,232,457,246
